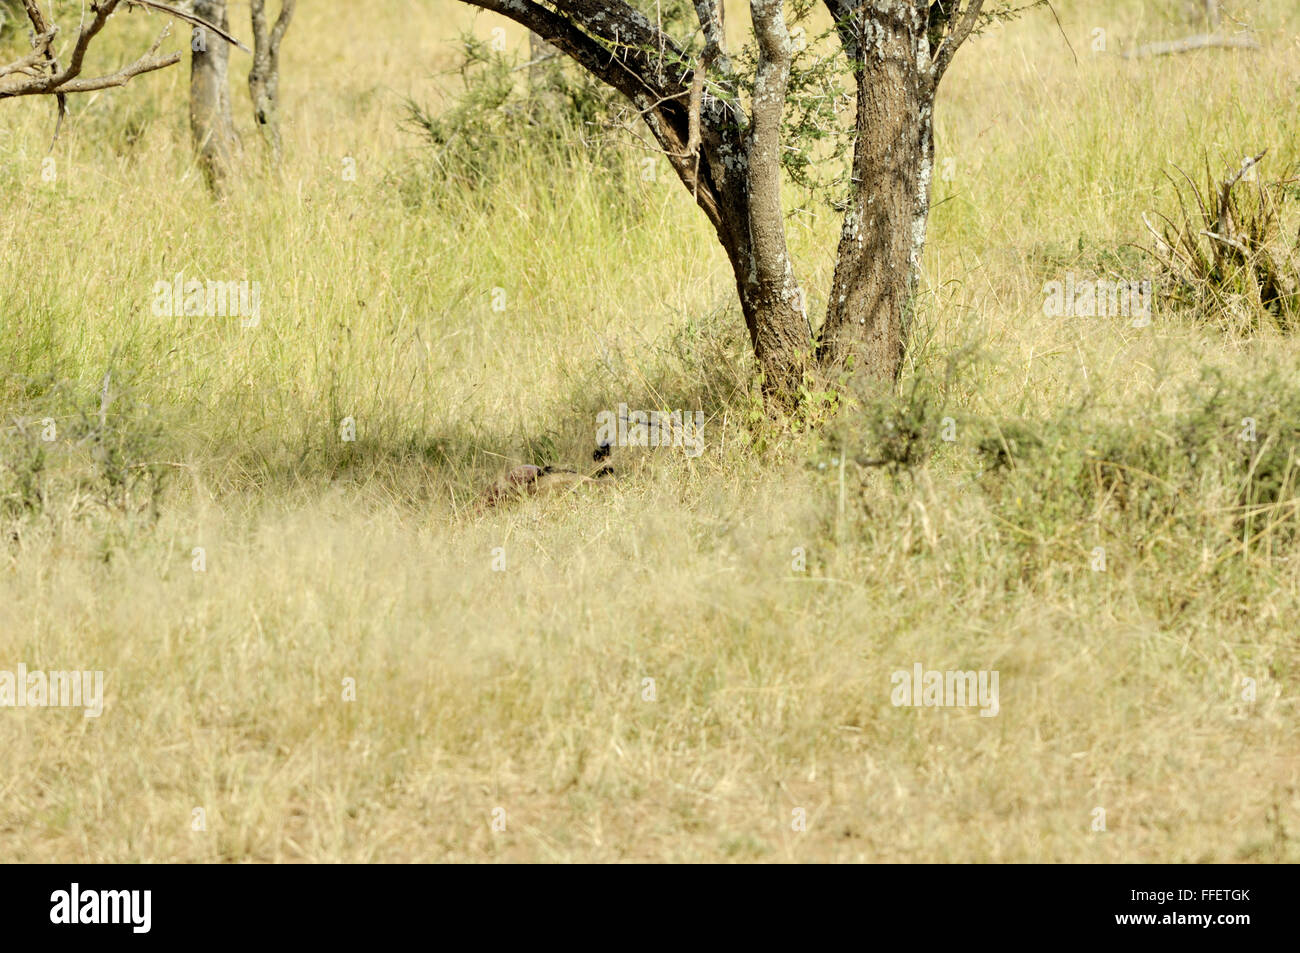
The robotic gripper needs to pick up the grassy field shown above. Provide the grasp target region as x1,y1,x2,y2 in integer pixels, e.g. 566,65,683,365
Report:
1,0,1298,862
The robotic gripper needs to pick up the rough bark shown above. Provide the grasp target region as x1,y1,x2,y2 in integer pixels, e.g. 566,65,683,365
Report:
191,0,239,191
818,2,931,384
742,0,812,397
249,0,295,164
815,0,982,386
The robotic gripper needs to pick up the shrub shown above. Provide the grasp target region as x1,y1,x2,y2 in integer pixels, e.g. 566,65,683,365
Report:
1143,152,1300,332
403,29,626,197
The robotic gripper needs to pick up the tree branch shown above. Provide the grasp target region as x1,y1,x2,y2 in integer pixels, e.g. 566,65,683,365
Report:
125,0,250,53
692,0,731,73
467,0,684,107
932,0,984,82
2,0,245,102
822,0,864,60
45,29,180,94
1122,32,1259,60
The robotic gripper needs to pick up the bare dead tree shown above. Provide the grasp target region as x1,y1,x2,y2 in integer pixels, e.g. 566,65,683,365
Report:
3,0,245,157
1,0,179,111
248,0,295,164
454,0,987,404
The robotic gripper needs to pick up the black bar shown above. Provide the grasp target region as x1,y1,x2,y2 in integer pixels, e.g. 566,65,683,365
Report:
0,863,1288,941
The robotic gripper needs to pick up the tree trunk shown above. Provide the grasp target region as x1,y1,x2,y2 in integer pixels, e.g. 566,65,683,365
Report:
659,0,811,404
716,222,813,403
741,0,812,400
249,0,295,165
818,5,932,386
190,0,238,191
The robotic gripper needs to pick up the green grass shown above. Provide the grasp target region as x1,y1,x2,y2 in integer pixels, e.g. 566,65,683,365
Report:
0,0,1297,862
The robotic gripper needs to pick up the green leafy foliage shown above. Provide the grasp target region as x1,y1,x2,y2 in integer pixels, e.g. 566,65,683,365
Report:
403,29,627,197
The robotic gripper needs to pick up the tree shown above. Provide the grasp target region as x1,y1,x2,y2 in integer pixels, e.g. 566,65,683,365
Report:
453,1,990,404
2,0,245,154
189,0,296,188
2,1,250,191
1,0,180,107
190,0,239,190
248,0,296,164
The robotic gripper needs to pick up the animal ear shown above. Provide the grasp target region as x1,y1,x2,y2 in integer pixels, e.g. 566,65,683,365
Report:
593,442,612,462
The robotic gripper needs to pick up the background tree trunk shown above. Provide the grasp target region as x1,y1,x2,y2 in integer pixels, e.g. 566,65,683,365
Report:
1205,0,1221,30
248,0,295,165
190,0,238,191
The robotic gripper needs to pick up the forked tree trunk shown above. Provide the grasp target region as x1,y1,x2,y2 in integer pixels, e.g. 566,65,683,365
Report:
190,0,238,191
458,0,983,408
818,4,934,385
735,0,812,399
659,0,813,403
719,1,941,395
249,0,296,165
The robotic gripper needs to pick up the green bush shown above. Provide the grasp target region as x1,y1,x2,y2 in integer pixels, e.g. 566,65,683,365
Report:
403,30,627,199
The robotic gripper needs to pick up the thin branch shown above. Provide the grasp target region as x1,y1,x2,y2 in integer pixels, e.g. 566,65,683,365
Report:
0,30,57,80
1122,32,1259,60
1201,230,1251,258
2,0,247,102
125,0,251,53
933,0,985,82
510,51,562,73
49,28,180,94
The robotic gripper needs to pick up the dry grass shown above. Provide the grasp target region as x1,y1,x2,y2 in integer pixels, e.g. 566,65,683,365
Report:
0,0,1298,862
